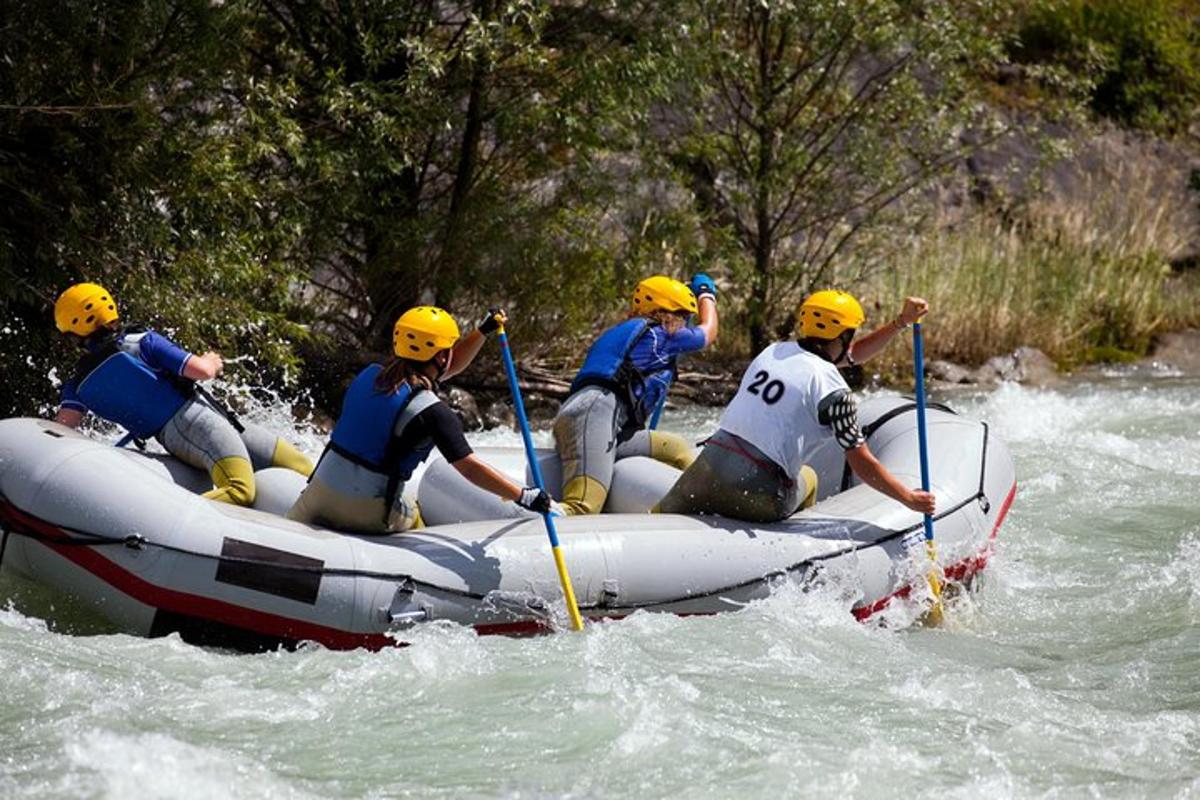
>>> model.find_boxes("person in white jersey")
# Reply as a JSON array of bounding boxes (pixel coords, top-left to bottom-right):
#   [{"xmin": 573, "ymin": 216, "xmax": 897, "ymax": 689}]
[{"xmin": 655, "ymin": 290, "xmax": 936, "ymax": 522}]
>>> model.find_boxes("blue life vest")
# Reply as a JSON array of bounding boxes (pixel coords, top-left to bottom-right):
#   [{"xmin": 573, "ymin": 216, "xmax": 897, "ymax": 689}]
[
  {"xmin": 327, "ymin": 365, "xmax": 433, "ymax": 482},
  {"xmin": 74, "ymin": 337, "xmax": 191, "ymax": 438},
  {"xmin": 569, "ymin": 318, "xmax": 676, "ymax": 427}
]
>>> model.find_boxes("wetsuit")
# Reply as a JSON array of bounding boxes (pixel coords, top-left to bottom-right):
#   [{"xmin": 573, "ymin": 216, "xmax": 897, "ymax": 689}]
[
  {"xmin": 553, "ymin": 319, "xmax": 706, "ymax": 515},
  {"xmin": 286, "ymin": 368, "xmax": 473, "ymax": 534},
  {"xmin": 62, "ymin": 328, "xmax": 313, "ymax": 506},
  {"xmin": 656, "ymin": 341, "xmax": 864, "ymax": 522}
]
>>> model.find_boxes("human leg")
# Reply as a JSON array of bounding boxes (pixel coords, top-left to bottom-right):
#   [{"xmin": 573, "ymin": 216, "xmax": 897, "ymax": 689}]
[
  {"xmin": 156, "ymin": 399, "xmax": 256, "ymax": 506},
  {"xmin": 552, "ymin": 388, "xmax": 620, "ymax": 515},
  {"xmin": 654, "ymin": 429, "xmax": 796, "ymax": 522},
  {"xmin": 616, "ymin": 430, "xmax": 697, "ymax": 471},
  {"xmin": 237, "ymin": 421, "xmax": 314, "ymax": 477}
]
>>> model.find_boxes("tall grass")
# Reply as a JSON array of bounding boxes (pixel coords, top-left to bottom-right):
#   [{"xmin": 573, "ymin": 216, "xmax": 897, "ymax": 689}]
[{"xmin": 865, "ymin": 163, "xmax": 1199, "ymax": 375}]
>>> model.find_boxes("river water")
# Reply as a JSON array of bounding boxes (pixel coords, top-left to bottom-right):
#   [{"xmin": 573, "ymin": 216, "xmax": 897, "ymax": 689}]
[{"xmin": 2, "ymin": 374, "xmax": 1198, "ymax": 798}]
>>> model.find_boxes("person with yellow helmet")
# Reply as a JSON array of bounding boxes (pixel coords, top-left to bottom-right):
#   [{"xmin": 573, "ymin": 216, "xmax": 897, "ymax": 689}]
[
  {"xmin": 51, "ymin": 282, "xmax": 314, "ymax": 506},
  {"xmin": 286, "ymin": 306, "xmax": 553, "ymax": 533},
  {"xmin": 656, "ymin": 290, "xmax": 935, "ymax": 522},
  {"xmin": 553, "ymin": 273, "xmax": 720, "ymax": 515}
]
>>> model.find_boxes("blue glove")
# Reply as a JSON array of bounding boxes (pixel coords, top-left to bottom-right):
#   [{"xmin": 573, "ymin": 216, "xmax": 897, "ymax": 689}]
[{"xmin": 689, "ymin": 273, "xmax": 717, "ymax": 300}]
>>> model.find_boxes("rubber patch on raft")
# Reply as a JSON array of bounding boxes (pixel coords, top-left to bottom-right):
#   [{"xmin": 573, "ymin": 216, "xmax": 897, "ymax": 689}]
[{"xmin": 215, "ymin": 538, "xmax": 323, "ymax": 605}]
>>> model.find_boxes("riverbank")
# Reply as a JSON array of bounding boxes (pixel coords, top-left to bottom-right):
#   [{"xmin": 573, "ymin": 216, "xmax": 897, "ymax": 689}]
[{"xmin": 439, "ymin": 327, "xmax": 1200, "ymax": 431}]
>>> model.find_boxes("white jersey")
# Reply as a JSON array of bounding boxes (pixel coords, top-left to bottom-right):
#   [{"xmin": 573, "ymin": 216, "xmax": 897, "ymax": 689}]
[{"xmin": 718, "ymin": 342, "xmax": 850, "ymax": 479}]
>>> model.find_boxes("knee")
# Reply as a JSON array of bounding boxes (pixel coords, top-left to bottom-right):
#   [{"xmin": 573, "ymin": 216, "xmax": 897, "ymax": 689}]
[
  {"xmin": 561, "ymin": 476, "xmax": 606, "ymax": 515},
  {"xmin": 272, "ymin": 439, "xmax": 314, "ymax": 477},
  {"xmin": 211, "ymin": 456, "xmax": 257, "ymax": 506},
  {"xmin": 798, "ymin": 465, "xmax": 819, "ymax": 510},
  {"xmin": 650, "ymin": 432, "xmax": 697, "ymax": 471}
]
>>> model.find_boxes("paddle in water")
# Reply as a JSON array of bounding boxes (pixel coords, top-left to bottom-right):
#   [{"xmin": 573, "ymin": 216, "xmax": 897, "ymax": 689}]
[
  {"xmin": 913, "ymin": 319, "xmax": 945, "ymax": 625},
  {"xmin": 495, "ymin": 316, "xmax": 585, "ymax": 631}
]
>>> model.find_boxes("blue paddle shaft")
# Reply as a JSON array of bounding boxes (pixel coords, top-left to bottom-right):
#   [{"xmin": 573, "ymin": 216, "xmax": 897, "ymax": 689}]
[
  {"xmin": 912, "ymin": 321, "xmax": 935, "ymax": 543},
  {"xmin": 648, "ymin": 394, "xmax": 666, "ymax": 430},
  {"xmin": 496, "ymin": 330, "xmax": 562, "ymax": 547}
]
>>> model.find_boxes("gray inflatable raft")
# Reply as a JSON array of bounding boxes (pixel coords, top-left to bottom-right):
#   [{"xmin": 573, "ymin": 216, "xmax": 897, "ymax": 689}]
[{"xmin": 0, "ymin": 397, "xmax": 1015, "ymax": 651}]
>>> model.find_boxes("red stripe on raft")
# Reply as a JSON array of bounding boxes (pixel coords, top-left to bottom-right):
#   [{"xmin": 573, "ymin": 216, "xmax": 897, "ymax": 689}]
[
  {"xmin": 3, "ymin": 480, "xmax": 1018, "ymax": 643},
  {"xmin": 852, "ymin": 480, "xmax": 1018, "ymax": 621},
  {"xmin": 0, "ymin": 502, "xmax": 397, "ymax": 651}
]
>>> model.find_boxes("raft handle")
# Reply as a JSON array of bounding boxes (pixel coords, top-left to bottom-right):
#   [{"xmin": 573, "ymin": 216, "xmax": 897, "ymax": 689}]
[
  {"xmin": 389, "ymin": 608, "xmax": 430, "ymax": 626},
  {"xmin": 599, "ymin": 579, "xmax": 620, "ymax": 608},
  {"xmin": 978, "ymin": 495, "xmax": 991, "ymax": 514},
  {"xmin": 123, "ymin": 534, "xmax": 146, "ymax": 550}
]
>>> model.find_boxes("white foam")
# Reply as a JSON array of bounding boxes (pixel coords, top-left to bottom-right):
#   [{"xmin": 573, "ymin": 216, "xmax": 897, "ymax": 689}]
[{"xmin": 63, "ymin": 729, "xmax": 317, "ymax": 799}]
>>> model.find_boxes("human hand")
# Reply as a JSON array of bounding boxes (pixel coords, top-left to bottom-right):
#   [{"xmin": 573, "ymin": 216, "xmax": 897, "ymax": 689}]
[
  {"xmin": 905, "ymin": 488, "xmax": 936, "ymax": 515},
  {"xmin": 478, "ymin": 307, "xmax": 506, "ymax": 336},
  {"xmin": 517, "ymin": 486, "xmax": 552, "ymax": 514},
  {"xmin": 689, "ymin": 273, "xmax": 717, "ymax": 301},
  {"xmin": 200, "ymin": 351, "xmax": 224, "ymax": 376},
  {"xmin": 896, "ymin": 297, "xmax": 929, "ymax": 327}
]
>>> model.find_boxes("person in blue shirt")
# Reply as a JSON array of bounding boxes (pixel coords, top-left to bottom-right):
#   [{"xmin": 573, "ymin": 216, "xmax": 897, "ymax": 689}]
[
  {"xmin": 286, "ymin": 306, "xmax": 553, "ymax": 533},
  {"xmin": 52, "ymin": 282, "xmax": 313, "ymax": 506},
  {"xmin": 553, "ymin": 274, "xmax": 719, "ymax": 515}
]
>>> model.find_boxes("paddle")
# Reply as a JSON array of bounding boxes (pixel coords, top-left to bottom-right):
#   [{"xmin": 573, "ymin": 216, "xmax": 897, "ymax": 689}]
[
  {"xmin": 912, "ymin": 319, "xmax": 945, "ymax": 625},
  {"xmin": 648, "ymin": 394, "xmax": 666, "ymax": 430},
  {"xmin": 495, "ymin": 319, "xmax": 585, "ymax": 632}
]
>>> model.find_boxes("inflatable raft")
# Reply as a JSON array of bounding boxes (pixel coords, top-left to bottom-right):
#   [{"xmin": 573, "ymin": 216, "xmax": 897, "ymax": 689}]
[{"xmin": 0, "ymin": 397, "xmax": 1015, "ymax": 651}]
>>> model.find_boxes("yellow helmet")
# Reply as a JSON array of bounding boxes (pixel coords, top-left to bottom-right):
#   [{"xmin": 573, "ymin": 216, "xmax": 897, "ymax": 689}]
[
  {"xmin": 630, "ymin": 275, "xmax": 698, "ymax": 316},
  {"xmin": 54, "ymin": 282, "xmax": 119, "ymax": 337},
  {"xmin": 392, "ymin": 306, "xmax": 460, "ymax": 361},
  {"xmin": 796, "ymin": 290, "xmax": 865, "ymax": 340}
]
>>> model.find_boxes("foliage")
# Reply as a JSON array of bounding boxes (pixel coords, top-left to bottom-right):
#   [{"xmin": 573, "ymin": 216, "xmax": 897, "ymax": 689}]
[
  {"xmin": 0, "ymin": 0, "xmax": 1194, "ymax": 423},
  {"xmin": 1012, "ymin": 0, "xmax": 1200, "ymax": 133},
  {"xmin": 643, "ymin": 0, "xmax": 1022, "ymax": 351},
  {"xmin": 865, "ymin": 172, "xmax": 1200, "ymax": 377},
  {"xmin": 0, "ymin": 0, "xmax": 308, "ymax": 417}
]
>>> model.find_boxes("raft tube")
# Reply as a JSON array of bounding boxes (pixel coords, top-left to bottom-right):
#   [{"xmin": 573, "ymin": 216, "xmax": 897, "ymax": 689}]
[{"xmin": 0, "ymin": 397, "xmax": 1016, "ymax": 651}]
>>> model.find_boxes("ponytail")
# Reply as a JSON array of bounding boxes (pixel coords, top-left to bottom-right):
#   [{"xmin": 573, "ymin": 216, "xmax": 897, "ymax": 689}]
[{"xmin": 374, "ymin": 358, "xmax": 434, "ymax": 395}]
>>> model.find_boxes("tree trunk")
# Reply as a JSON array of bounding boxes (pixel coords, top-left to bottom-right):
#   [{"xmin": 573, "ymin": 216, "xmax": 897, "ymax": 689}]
[
  {"xmin": 749, "ymin": 5, "xmax": 777, "ymax": 353},
  {"xmin": 437, "ymin": 0, "xmax": 492, "ymax": 301}
]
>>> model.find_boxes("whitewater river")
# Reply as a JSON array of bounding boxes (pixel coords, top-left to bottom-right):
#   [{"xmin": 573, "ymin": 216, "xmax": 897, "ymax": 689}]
[{"xmin": 1, "ymin": 374, "xmax": 1198, "ymax": 798}]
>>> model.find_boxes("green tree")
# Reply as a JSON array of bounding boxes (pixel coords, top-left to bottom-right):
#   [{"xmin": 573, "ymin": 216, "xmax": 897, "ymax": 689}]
[
  {"xmin": 657, "ymin": 0, "xmax": 1016, "ymax": 349},
  {"xmin": 1013, "ymin": 0, "xmax": 1200, "ymax": 133},
  {"xmin": 230, "ymin": 0, "xmax": 671, "ymax": 364},
  {"xmin": 0, "ymin": 0, "xmax": 307, "ymax": 417}
]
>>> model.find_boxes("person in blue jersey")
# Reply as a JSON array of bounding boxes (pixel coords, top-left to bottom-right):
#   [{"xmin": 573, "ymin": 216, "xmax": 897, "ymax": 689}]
[
  {"xmin": 656, "ymin": 290, "xmax": 935, "ymax": 522},
  {"xmin": 286, "ymin": 306, "xmax": 552, "ymax": 534},
  {"xmin": 52, "ymin": 282, "xmax": 314, "ymax": 506},
  {"xmin": 553, "ymin": 274, "xmax": 719, "ymax": 515}
]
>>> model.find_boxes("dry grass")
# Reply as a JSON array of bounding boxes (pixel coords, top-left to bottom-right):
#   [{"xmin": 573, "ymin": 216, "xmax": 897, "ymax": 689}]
[{"xmin": 864, "ymin": 161, "xmax": 1200, "ymax": 376}]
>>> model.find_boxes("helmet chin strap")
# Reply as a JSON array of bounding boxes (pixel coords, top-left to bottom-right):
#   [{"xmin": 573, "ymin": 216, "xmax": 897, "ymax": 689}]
[
  {"xmin": 826, "ymin": 329, "xmax": 855, "ymax": 364},
  {"xmin": 432, "ymin": 350, "xmax": 450, "ymax": 381}
]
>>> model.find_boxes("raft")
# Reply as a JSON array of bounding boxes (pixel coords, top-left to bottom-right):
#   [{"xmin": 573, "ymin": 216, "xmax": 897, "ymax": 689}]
[{"xmin": 0, "ymin": 396, "xmax": 1016, "ymax": 651}]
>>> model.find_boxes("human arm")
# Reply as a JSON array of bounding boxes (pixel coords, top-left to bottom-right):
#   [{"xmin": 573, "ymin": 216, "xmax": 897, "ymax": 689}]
[
  {"xmin": 132, "ymin": 331, "xmax": 220, "ymax": 381},
  {"xmin": 443, "ymin": 309, "xmax": 506, "ymax": 379},
  {"xmin": 845, "ymin": 446, "xmax": 936, "ymax": 514},
  {"xmin": 843, "ymin": 296, "xmax": 928, "ymax": 366},
  {"xmin": 54, "ymin": 381, "xmax": 86, "ymax": 428},
  {"xmin": 420, "ymin": 401, "xmax": 551, "ymax": 511},
  {"xmin": 689, "ymin": 274, "xmax": 719, "ymax": 346},
  {"xmin": 182, "ymin": 351, "xmax": 224, "ymax": 381},
  {"xmin": 817, "ymin": 388, "xmax": 932, "ymax": 513},
  {"xmin": 450, "ymin": 453, "xmax": 523, "ymax": 502},
  {"xmin": 54, "ymin": 407, "xmax": 84, "ymax": 428}
]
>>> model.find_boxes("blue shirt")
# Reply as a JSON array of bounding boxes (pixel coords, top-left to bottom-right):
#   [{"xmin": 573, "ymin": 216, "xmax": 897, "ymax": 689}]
[
  {"xmin": 628, "ymin": 325, "xmax": 707, "ymax": 418},
  {"xmin": 61, "ymin": 330, "xmax": 192, "ymax": 413}
]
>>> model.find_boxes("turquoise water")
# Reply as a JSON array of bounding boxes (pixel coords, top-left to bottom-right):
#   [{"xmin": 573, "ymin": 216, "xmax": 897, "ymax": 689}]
[{"xmin": 2, "ymin": 377, "xmax": 1199, "ymax": 798}]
